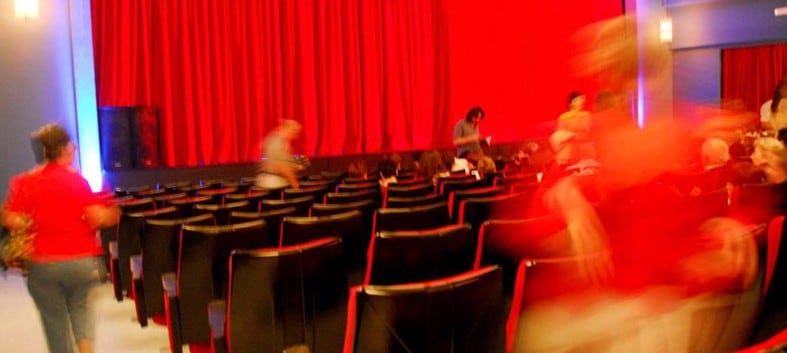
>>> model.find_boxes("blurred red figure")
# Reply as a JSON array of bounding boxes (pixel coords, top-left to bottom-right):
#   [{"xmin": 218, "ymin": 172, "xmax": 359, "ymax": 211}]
[{"xmin": 502, "ymin": 15, "xmax": 764, "ymax": 353}]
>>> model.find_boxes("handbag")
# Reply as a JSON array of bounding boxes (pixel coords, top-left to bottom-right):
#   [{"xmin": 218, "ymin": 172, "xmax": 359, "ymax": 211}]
[{"xmin": 0, "ymin": 214, "xmax": 35, "ymax": 273}]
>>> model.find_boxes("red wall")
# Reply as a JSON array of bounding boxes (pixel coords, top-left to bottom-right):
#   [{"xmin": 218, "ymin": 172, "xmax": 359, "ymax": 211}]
[{"xmin": 444, "ymin": 0, "xmax": 623, "ymax": 144}]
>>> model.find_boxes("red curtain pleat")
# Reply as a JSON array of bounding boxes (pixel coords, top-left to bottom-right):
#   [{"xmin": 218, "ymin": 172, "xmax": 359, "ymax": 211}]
[
  {"xmin": 93, "ymin": 0, "xmax": 621, "ymax": 167},
  {"xmin": 722, "ymin": 43, "xmax": 787, "ymax": 113}
]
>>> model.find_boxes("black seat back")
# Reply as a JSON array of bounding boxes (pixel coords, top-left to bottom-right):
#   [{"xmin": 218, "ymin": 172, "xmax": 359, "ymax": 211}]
[
  {"xmin": 478, "ymin": 216, "xmax": 566, "ymax": 293},
  {"xmin": 373, "ymin": 201, "xmax": 451, "ymax": 233},
  {"xmin": 311, "ymin": 199, "xmax": 375, "ymax": 218},
  {"xmin": 230, "ymin": 207, "xmax": 298, "ymax": 246},
  {"xmin": 227, "ymin": 237, "xmax": 347, "ymax": 353},
  {"xmin": 281, "ymin": 210, "xmax": 365, "ymax": 263},
  {"xmin": 169, "ymin": 195, "xmax": 213, "ymax": 217},
  {"xmin": 441, "ymin": 177, "xmax": 491, "ymax": 195},
  {"xmin": 225, "ymin": 191, "xmax": 268, "ymax": 212},
  {"xmin": 178, "ymin": 220, "xmax": 269, "ymax": 344},
  {"xmin": 195, "ymin": 201, "xmax": 250, "ymax": 225},
  {"xmin": 458, "ymin": 193, "xmax": 533, "ymax": 234},
  {"xmin": 385, "ymin": 193, "xmax": 444, "ymax": 209},
  {"xmin": 260, "ymin": 195, "xmax": 313, "ymax": 216},
  {"xmin": 345, "ymin": 266, "xmax": 505, "ymax": 353},
  {"xmin": 152, "ymin": 192, "xmax": 187, "ymax": 208},
  {"xmin": 117, "ymin": 206, "xmax": 180, "ymax": 293},
  {"xmin": 508, "ymin": 256, "xmax": 602, "ymax": 352},
  {"xmin": 141, "ymin": 214, "xmax": 215, "ymax": 318},
  {"xmin": 283, "ymin": 186, "xmax": 330, "ymax": 202},
  {"xmin": 366, "ymin": 223, "xmax": 477, "ymax": 285},
  {"xmin": 197, "ymin": 186, "xmax": 239, "ymax": 204},
  {"xmin": 336, "ymin": 182, "xmax": 378, "ymax": 194},
  {"xmin": 325, "ymin": 189, "xmax": 377, "ymax": 204},
  {"xmin": 386, "ymin": 182, "xmax": 434, "ymax": 198},
  {"xmin": 448, "ymin": 186, "xmax": 508, "ymax": 220}
]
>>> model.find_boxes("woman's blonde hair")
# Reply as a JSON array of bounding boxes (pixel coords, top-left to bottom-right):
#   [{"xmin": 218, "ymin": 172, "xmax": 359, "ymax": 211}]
[{"xmin": 754, "ymin": 137, "xmax": 787, "ymax": 170}]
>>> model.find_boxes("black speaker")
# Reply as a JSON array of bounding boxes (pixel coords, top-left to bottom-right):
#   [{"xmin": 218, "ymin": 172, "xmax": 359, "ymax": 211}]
[
  {"xmin": 99, "ymin": 106, "xmax": 161, "ymax": 170},
  {"xmin": 99, "ymin": 106, "xmax": 135, "ymax": 170}
]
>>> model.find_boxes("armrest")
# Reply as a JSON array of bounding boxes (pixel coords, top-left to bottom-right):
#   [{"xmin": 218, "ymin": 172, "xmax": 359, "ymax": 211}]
[
  {"xmin": 109, "ymin": 241, "xmax": 119, "ymax": 260},
  {"xmin": 162, "ymin": 272, "xmax": 178, "ymax": 298},
  {"xmin": 208, "ymin": 300, "xmax": 227, "ymax": 353},
  {"xmin": 161, "ymin": 272, "xmax": 183, "ymax": 353},
  {"xmin": 207, "ymin": 300, "xmax": 226, "ymax": 339},
  {"xmin": 108, "ymin": 241, "xmax": 122, "ymax": 301},
  {"xmin": 130, "ymin": 255, "xmax": 148, "ymax": 327},
  {"xmin": 130, "ymin": 255, "xmax": 142, "ymax": 280}
]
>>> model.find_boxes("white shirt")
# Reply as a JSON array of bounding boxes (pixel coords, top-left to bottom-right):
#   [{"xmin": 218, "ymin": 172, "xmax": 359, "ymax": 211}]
[{"xmin": 761, "ymin": 99, "xmax": 773, "ymax": 124}]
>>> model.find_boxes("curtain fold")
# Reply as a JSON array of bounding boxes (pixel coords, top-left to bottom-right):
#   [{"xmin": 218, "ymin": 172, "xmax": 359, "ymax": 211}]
[
  {"xmin": 722, "ymin": 43, "xmax": 787, "ymax": 114},
  {"xmin": 93, "ymin": 0, "xmax": 621, "ymax": 167},
  {"xmin": 93, "ymin": 0, "xmax": 448, "ymax": 167}
]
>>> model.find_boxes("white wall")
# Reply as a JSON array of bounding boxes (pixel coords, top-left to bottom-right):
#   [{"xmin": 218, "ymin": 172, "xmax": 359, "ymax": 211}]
[{"xmin": 0, "ymin": 0, "xmax": 79, "ymax": 201}]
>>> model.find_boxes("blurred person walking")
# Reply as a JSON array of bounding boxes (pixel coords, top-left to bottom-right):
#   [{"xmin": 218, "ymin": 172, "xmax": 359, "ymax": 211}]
[{"xmin": 2, "ymin": 123, "xmax": 120, "ymax": 353}]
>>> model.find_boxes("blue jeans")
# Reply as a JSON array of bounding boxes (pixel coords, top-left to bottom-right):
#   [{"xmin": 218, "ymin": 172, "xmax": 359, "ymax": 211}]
[{"xmin": 26, "ymin": 257, "xmax": 101, "ymax": 353}]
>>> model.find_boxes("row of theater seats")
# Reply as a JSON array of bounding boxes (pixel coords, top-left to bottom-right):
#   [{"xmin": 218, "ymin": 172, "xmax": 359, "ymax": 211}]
[
  {"xmin": 104, "ymin": 171, "xmax": 547, "ymax": 352},
  {"xmin": 103, "ymin": 170, "xmax": 787, "ymax": 353}
]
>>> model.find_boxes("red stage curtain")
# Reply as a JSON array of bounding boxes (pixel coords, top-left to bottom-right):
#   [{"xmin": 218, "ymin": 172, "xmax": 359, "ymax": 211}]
[
  {"xmin": 722, "ymin": 43, "xmax": 787, "ymax": 114},
  {"xmin": 93, "ymin": 0, "xmax": 448, "ymax": 166},
  {"xmin": 92, "ymin": 1, "xmax": 621, "ymax": 167}
]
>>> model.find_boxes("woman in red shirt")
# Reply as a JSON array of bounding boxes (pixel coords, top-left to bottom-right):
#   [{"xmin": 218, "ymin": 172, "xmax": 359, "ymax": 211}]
[{"xmin": 2, "ymin": 124, "xmax": 119, "ymax": 353}]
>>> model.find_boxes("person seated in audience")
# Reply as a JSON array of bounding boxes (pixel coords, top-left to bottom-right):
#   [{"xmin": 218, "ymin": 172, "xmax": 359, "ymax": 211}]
[
  {"xmin": 475, "ymin": 153, "xmax": 498, "ymax": 181},
  {"xmin": 256, "ymin": 119, "xmax": 304, "ymax": 189},
  {"xmin": 417, "ymin": 150, "xmax": 448, "ymax": 185},
  {"xmin": 700, "ymin": 137, "xmax": 730, "ymax": 171},
  {"xmin": 557, "ymin": 91, "xmax": 591, "ymax": 135},
  {"xmin": 673, "ymin": 137, "xmax": 734, "ymax": 195},
  {"xmin": 450, "ymin": 154, "xmax": 472, "ymax": 174},
  {"xmin": 451, "ymin": 150, "xmax": 484, "ymax": 174},
  {"xmin": 347, "ymin": 159, "xmax": 369, "ymax": 179},
  {"xmin": 736, "ymin": 137, "xmax": 787, "ymax": 222},
  {"xmin": 409, "ymin": 150, "xmax": 424, "ymax": 175},
  {"xmin": 377, "ymin": 158, "xmax": 398, "ymax": 187},
  {"xmin": 761, "ymin": 78, "xmax": 787, "ymax": 133},
  {"xmin": 727, "ymin": 137, "xmax": 786, "ymax": 226},
  {"xmin": 389, "ymin": 153, "xmax": 402, "ymax": 173}
]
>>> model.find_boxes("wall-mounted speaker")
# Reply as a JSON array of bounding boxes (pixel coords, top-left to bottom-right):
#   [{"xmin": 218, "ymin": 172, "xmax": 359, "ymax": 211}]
[{"xmin": 98, "ymin": 106, "xmax": 160, "ymax": 170}]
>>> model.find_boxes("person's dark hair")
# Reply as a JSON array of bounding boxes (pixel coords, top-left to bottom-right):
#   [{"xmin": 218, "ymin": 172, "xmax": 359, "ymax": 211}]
[
  {"xmin": 418, "ymin": 150, "xmax": 446, "ymax": 180},
  {"xmin": 771, "ymin": 78, "xmax": 787, "ymax": 114},
  {"xmin": 465, "ymin": 106, "xmax": 485, "ymax": 122},
  {"xmin": 32, "ymin": 123, "xmax": 71, "ymax": 161},
  {"xmin": 568, "ymin": 91, "xmax": 584, "ymax": 105},
  {"xmin": 778, "ymin": 128, "xmax": 787, "ymax": 145},
  {"xmin": 378, "ymin": 159, "xmax": 398, "ymax": 178}
]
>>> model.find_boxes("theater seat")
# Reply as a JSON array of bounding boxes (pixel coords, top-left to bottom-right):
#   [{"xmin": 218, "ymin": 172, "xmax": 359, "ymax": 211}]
[
  {"xmin": 372, "ymin": 201, "xmax": 451, "ymax": 234},
  {"xmin": 344, "ymin": 266, "xmax": 505, "ymax": 353},
  {"xmin": 216, "ymin": 237, "xmax": 347, "ymax": 353},
  {"xmin": 324, "ymin": 189, "xmax": 377, "ymax": 204},
  {"xmin": 140, "ymin": 214, "xmax": 215, "ymax": 327},
  {"xmin": 164, "ymin": 220, "xmax": 270, "ymax": 350},
  {"xmin": 384, "ymin": 193, "xmax": 444, "ymax": 209},
  {"xmin": 260, "ymin": 195, "xmax": 313, "ymax": 215},
  {"xmin": 364, "ymin": 223, "xmax": 478, "ymax": 285},
  {"xmin": 229, "ymin": 207, "xmax": 298, "ymax": 246}
]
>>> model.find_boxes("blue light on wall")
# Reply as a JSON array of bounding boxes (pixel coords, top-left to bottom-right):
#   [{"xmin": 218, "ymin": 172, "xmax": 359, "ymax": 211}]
[
  {"xmin": 637, "ymin": 74, "xmax": 645, "ymax": 128},
  {"xmin": 69, "ymin": 0, "xmax": 102, "ymax": 191}
]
